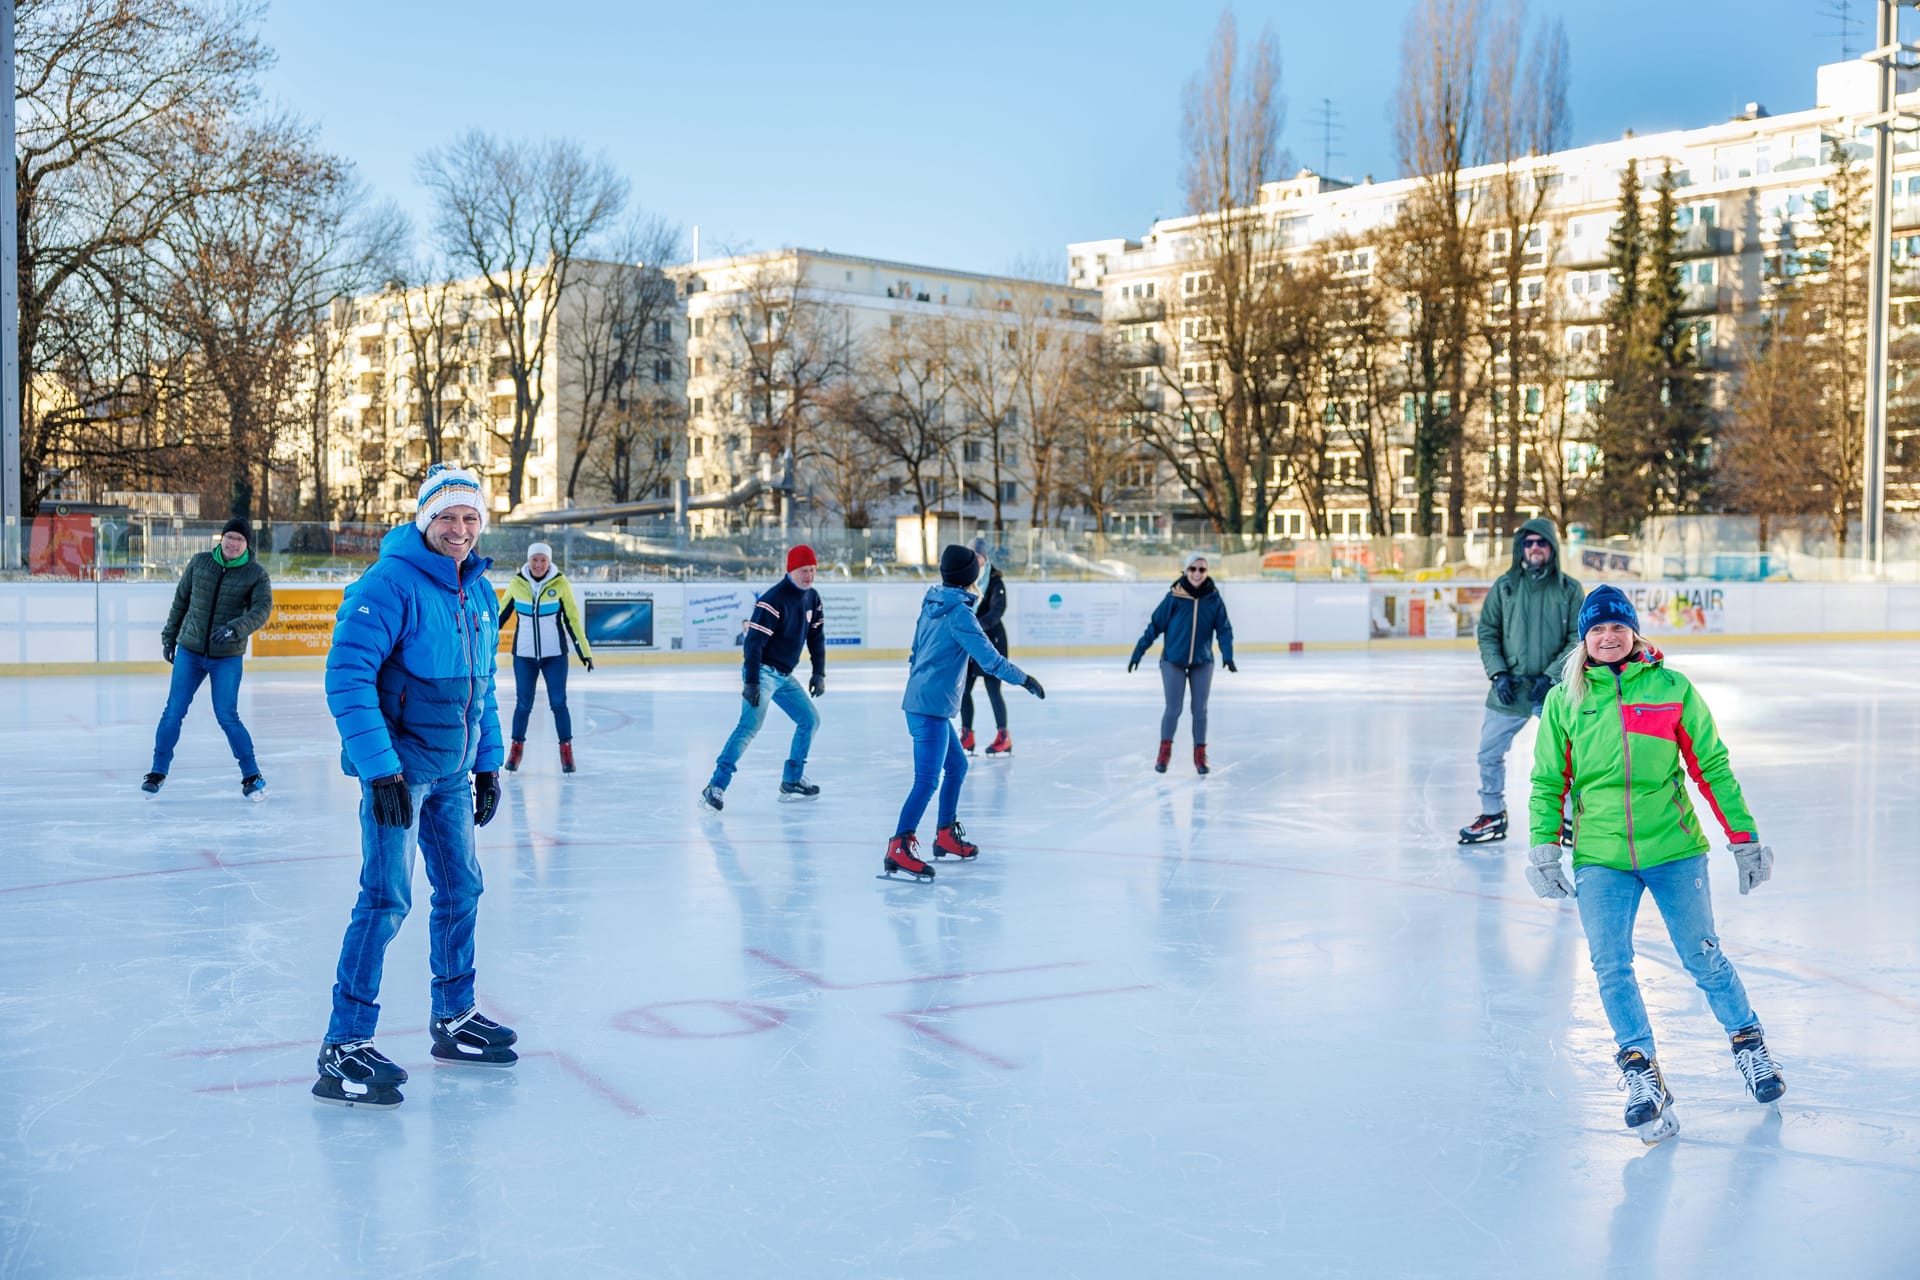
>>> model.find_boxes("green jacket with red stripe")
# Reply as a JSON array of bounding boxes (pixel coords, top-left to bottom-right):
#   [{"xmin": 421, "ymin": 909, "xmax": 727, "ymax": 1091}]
[{"xmin": 1529, "ymin": 649, "xmax": 1756, "ymax": 871}]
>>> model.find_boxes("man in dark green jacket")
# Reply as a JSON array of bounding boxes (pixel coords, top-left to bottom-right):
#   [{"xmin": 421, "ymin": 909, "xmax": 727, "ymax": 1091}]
[
  {"xmin": 1459, "ymin": 517, "xmax": 1582, "ymax": 843},
  {"xmin": 143, "ymin": 518, "xmax": 275, "ymax": 799}
]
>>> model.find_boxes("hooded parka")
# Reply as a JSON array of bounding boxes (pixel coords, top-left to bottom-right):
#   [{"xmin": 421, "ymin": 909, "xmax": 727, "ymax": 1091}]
[{"xmin": 1476, "ymin": 517, "xmax": 1584, "ymax": 714}]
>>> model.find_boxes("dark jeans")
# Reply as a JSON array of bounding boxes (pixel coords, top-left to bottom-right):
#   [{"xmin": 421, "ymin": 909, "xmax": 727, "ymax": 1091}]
[
  {"xmin": 896, "ymin": 712, "xmax": 967, "ymax": 835},
  {"xmin": 960, "ymin": 667, "xmax": 1006, "ymax": 731},
  {"xmin": 150, "ymin": 648, "xmax": 258, "ymax": 776},
  {"xmin": 1159, "ymin": 660, "xmax": 1215, "ymax": 744},
  {"xmin": 326, "ymin": 772, "xmax": 483, "ymax": 1043},
  {"xmin": 511, "ymin": 654, "xmax": 572, "ymax": 741}
]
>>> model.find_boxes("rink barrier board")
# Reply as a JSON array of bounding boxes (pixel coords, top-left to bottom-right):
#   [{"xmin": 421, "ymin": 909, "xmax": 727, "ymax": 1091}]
[{"xmin": 3, "ymin": 579, "xmax": 1919, "ymax": 669}]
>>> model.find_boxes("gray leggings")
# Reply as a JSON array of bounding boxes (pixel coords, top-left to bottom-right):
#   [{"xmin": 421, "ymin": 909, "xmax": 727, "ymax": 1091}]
[{"xmin": 1159, "ymin": 659, "xmax": 1214, "ymax": 743}]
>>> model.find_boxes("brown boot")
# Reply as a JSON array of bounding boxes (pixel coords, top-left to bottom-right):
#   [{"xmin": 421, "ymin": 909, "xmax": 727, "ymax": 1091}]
[{"xmin": 1154, "ymin": 740, "xmax": 1172, "ymax": 774}]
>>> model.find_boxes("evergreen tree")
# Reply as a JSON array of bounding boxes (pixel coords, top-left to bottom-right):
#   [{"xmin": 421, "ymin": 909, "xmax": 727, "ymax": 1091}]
[
  {"xmin": 1587, "ymin": 160, "xmax": 1656, "ymax": 534},
  {"xmin": 1646, "ymin": 163, "xmax": 1714, "ymax": 513}
]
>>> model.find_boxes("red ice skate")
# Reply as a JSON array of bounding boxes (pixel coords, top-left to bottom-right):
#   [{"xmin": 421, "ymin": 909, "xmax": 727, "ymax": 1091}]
[
  {"xmin": 933, "ymin": 822, "xmax": 979, "ymax": 860},
  {"xmin": 883, "ymin": 833, "xmax": 934, "ymax": 881},
  {"xmin": 1194, "ymin": 744, "xmax": 1210, "ymax": 776},
  {"xmin": 559, "ymin": 740, "xmax": 576, "ymax": 774},
  {"xmin": 505, "ymin": 740, "xmax": 525, "ymax": 772},
  {"xmin": 984, "ymin": 729, "xmax": 1012, "ymax": 757},
  {"xmin": 1154, "ymin": 740, "xmax": 1172, "ymax": 774},
  {"xmin": 961, "ymin": 728, "xmax": 976, "ymax": 753}
]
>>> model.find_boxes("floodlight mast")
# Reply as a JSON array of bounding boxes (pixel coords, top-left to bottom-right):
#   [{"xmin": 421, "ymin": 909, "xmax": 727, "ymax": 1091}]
[{"xmin": 1861, "ymin": 1, "xmax": 1920, "ymax": 575}]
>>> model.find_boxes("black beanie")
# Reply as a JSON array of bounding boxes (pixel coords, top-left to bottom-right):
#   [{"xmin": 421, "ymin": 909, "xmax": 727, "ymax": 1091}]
[
  {"xmin": 939, "ymin": 543, "xmax": 979, "ymax": 588},
  {"xmin": 221, "ymin": 517, "xmax": 252, "ymax": 545}
]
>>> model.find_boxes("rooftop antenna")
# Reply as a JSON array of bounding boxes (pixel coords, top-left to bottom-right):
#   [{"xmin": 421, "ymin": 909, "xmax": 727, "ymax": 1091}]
[
  {"xmin": 1308, "ymin": 97, "xmax": 1345, "ymax": 177},
  {"xmin": 1820, "ymin": 0, "xmax": 1863, "ymax": 58}
]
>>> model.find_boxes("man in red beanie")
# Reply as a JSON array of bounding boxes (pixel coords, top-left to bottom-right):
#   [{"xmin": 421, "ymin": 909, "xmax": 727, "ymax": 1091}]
[{"xmin": 700, "ymin": 544, "xmax": 827, "ymax": 810}]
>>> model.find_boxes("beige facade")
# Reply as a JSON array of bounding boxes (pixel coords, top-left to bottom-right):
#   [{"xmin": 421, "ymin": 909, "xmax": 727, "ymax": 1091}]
[{"xmin": 1069, "ymin": 60, "xmax": 1920, "ymax": 542}]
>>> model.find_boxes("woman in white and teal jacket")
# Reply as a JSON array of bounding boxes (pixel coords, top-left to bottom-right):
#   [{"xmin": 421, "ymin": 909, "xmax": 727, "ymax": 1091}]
[{"xmin": 502, "ymin": 541, "xmax": 593, "ymax": 773}]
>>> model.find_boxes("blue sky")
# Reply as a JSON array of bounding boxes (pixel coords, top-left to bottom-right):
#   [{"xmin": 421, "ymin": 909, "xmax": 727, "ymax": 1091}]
[{"xmin": 258, "ymin": 0, "xmax": 1853, "ymax": 279}]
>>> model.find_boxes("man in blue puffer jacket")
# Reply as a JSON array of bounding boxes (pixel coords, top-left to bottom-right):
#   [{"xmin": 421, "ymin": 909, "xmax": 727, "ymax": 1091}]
[
  {"xmin": 884, "ymin": 544, "xmax": 1046, "ymax": 882},
  {"xmin": 312, "ymin": 465, "xmax": 518, "ymax": 1110}
]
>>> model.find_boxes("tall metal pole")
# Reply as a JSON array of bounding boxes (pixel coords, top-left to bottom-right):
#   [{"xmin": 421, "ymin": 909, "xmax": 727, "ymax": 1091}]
[
  {"xmin": 1, "ymin": 0, "xmax": 20, "ymax": 569},
  {"xmin": 1862, "ymin": 0, "xmax": 1897, "ymax": 575}
]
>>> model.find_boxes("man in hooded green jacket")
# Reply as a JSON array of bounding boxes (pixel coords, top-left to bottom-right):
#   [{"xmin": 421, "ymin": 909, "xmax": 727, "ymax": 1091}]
[{"xmin": 1459, "ymin": 517, "xmax": 1582, "ymax": 843}]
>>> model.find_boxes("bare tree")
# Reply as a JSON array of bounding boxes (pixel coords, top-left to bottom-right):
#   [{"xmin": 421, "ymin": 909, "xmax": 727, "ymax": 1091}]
[
  {"xmin": 810, "ymin": 380, "xmax": 890, "ymax": 529},
  {"xmin": 850, "ymin": 322, "xmax": 957, "ymax": 559},
  {"xmin": 1054, "ymin": 347, "xmax": 1142, "ymax": 536},
  {"xmin": 559, "ymin": 215, "xmax": 684, "ymax": 505},
  {"xmin": 13, "ymin": 0, "xmax": 275, "ymax": 514},
  {"xmin": 1482, "ymin": 2, "xmax": 1570, "ymax": 536},
  {"xmin": 418, "ymin": 131, "xmax": 627, "ymax": 509},
  {"xmin": 1392, "ymin": 0, "xmax": 1492, "ymax": 546},
  {"xmin": 946, "ymin": 312, "xmax": 1022, "ymax": 531},
  {"xmin": 1133, "ymin": 10, "xmax": 1294, "ymax": 537}
]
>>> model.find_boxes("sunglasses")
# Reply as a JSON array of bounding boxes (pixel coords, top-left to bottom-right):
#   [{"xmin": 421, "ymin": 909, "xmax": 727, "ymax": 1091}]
[
  {"xmin": 1521, "ymin": 536, "xmax": 1549, "ymax": 547},
  {"xmin": 1187, "ymin": 565, "xmax": 1208, "ymax": 573}
]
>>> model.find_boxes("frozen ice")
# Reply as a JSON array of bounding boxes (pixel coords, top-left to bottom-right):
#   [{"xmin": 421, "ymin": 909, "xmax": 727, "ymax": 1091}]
[{"xmin": 1, "ymin": 646, "xmax": 1916, "ymax": 1277}]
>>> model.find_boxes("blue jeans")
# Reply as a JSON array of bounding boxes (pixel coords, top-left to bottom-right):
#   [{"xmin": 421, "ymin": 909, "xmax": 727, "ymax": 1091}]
[
  {"xmin": 896, "ymin": 712, "xmax": 967, "ymax": 836},
  {"xmin": 1574, "ymin": 854, "xmax": 1758, "ymax": 1059},
  {"xmin": 511, "ymin": 654, "xmax": 572, "ymax": 741},
  {"xmin": 708, "ymin": 665, "xmax": 818, "ymax": 790},
  {"xmin": 150, "ymin": 648, "xmax": 258, "ymax": 776},
  {"xmin": 326, "ymin": 773, "xmax": 483, "ymax": 1043},
  {"xmin": 1476, "ymin": 700, "xmax": 1544, "ymax": 813}
]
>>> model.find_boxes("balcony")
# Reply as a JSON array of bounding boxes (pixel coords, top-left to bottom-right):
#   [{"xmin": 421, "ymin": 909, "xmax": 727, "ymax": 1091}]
[
  {"xmin": 1112, "ymin": 340, "xmax": 1164, "ymax": 368},
  {"xmin": 1110, "ymin": 296, "xmax": 1165, "ymax": 324},
  {"xmin": 1678, "ymin": 282, "xmax": 1722, "ymax": 315},
  {"xmin": 1674, "ymin": 224, "xmax": 1732, "ymax": 257}
]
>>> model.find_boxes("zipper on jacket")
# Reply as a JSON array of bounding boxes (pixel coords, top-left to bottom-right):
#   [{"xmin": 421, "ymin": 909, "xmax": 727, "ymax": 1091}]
[
  {"xmin": 1612, "ymin": 669, "xmax": 1639, "ymax": 869},
  {"xmin": 200, "ymin": 558, "xmax": 229, "ymax": 656},
  {"xmin": 1186, "ymin": 594, "xmax": 1198, "ymax": 665},
  {"xmin": 457, "ymin": 578, "xmax": 475, "ymax": 768}
]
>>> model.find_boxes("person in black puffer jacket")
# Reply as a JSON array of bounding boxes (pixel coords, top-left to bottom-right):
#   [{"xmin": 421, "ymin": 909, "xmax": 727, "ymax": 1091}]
[
  {"xmin": 1129, "ymin": 551, "xmax": 1236, "ymax": 776},
  {"xmin": 960, "ymin": 536, "xmax": 1013, "ymax": 757},
  {"xmin": 143, "ymin": 518, "xmax": 275, "ymax": 799}
]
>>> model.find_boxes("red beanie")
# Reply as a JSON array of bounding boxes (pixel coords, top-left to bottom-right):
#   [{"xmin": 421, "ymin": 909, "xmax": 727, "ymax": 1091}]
[{"xmin": 786, "ymin": 544, "xmax": 817, "ymax": 571}]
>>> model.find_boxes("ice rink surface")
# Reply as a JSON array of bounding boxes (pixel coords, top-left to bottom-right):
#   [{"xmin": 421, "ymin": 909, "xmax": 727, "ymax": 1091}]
[{"xmin": 1, "ymin": 644, "xmax": 1917, "ymax": 1279}]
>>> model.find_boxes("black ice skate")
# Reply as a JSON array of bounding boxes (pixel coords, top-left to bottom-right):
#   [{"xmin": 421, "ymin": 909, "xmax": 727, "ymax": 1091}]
[
  {"xmin": 1731, "ymin": 1025, "xmax": 1786, "ymax": 1104},
  {"xmin": 1616, "ymin": 1048, "xmax": 1679, "ymax": 1144},
  {"xmin": 140, "ymin": 772, "xmax": 165, "ymax": 796},
  {"xmin": 881, "ymin": 833, "xmax": 935, "ymax": 882},
  {"xmin": 1458, "ymin": 811, "xmax": 1508, "ymax": 845},
  {"xmin": 430, "ymin": 1007, "xmax": 519, "ymax": 1067},
  {"xmin": 778, "ymin": 778, "xmax": 821, "ymax": 801},
  {"xmin": 700, "ymin": 785, "xmax": 725, "ymax": 812},
  {"xmin": 242, "ymin": 774, "xmax": 267, "ymax": 802},
  {"xmin": 313, "ymin": 1039, "xmax": 407, "ymax": 1109}
]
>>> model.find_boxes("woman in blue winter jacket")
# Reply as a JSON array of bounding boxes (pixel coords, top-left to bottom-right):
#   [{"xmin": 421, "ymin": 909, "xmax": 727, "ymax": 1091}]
[
  {"xmin": 885, "ymin": 545, "xmax": 1046, "ymax": 881},
  {"xmin": 1128, "ymin": 552, "xmax": 1236, "ymax": 775}
]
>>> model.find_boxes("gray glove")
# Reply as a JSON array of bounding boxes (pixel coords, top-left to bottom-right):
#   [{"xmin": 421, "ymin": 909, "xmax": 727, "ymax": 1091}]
[
  {"xmin": 1731, "ymin": 841, "xmax": 1773, "ymax": 895},
  {"xmin": 1524, "ymin": 842, "xmax": 1574, "ymax": 899}
]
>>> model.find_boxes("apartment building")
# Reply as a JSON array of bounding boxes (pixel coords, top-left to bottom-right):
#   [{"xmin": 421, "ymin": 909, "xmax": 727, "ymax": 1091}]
[
  {"xmin": 670, "ymin": 249, "xmax": 1100, "ymax": 537},
  {"xmin": 298, "ymin": 260, "xmax": 685, "ymax": 525},
  {"xmin": 1069, "ymin": 59, "xmax": 1920, "ymax": 544}
]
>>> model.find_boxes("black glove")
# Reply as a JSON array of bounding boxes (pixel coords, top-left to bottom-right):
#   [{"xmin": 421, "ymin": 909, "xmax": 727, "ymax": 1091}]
[
  {"xmin": 808, "ymin": 671, "xmax": 825, "ymax": 697},
  {"xmin": 581, "ymin": 655, "xmax": 595, "ymax": 673},
  {"xmin": 1025, "ymin": 674, "xmax": 1046, "ymax": 700},
  {"xmin": 743, "ymin": 683, "xmax": 761, "ymax": 708},
  {"xmin": 1492, "ymin": 673, "xmax": 1518, "ymax": 706},
  {"xmin": 473, "ymin": 772, "xmax": 499, "ymax": 827},
  {"xmin": 1127, "ymin": 657, "xmax": 1140, "ymax": 673},
  {"xmin": 162, "ymin": 640, "xmax": 176, "ymax": 665},
  {"xmin": 370, "ymin": 774, "xmax": 413, "ymax": 829},
  {"xmin": 209, "ymin": 624, "xmax": 237, "ymax": 647},
  {"xmin": 1529, "ymin": 674, "xmax": 1552, "ymax": 704},
  {"xmin": 1224, "ymin": 659, "xmax": 1239, "ymax": 673}
]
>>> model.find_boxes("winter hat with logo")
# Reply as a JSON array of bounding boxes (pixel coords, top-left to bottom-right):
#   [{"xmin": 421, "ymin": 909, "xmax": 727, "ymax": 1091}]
[
  {"xmin": 939, "ymin": 543, "xmax": 980, "ymax": 589},
  {"xmin": 786, "ymin": 544, "xmax": 817, "ymax": 572},
  {"xmin": 220, "ymin": 517, "xmax": 252, "ymax": 545},
  {"xmin": 1577, "ymin": 584, "xmax": 1639, "ymax": 637},
  {"xmin": 415, "ymin": 463, "xmax": 488, "ymax": 534}
]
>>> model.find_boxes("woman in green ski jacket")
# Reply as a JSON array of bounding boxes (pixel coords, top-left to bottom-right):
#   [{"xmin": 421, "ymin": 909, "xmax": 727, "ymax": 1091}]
[{"xmin": 1526, "ymin": 584, "xmax": 1783, "ymax": 1144}]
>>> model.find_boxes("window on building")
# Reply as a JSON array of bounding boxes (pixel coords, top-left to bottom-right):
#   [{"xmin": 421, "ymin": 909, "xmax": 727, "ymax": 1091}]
[
  {"xmin": 692, "ymin": 317, "xmax": 704, "ymax": 338},
  {"xmin": 692, "ymin": 436, "xmax": 704, "ymax": 457},
  {"xmin": 653, "ymin": 320, "xmax": 671, "ymax": 344},
  {"xmin": 999, "ymin": 480, "xmax": 1018, "ymax": 503},
  {"xmin": 654, "ymin": 358, "xmax": 672, "ymax": 383}
]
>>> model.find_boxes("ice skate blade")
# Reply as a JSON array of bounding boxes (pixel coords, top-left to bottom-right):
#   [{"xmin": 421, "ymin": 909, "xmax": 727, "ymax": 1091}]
[
  {"xmin": 1630, "ymin": 1109, "xmax": 1680, "ymax": 1145},
  {"xmin": 430, "ymin": 1043, "xmax": 519, "ymax": 1068},
  {"xmin": 878, "ymin": 864, "xmax": 935, "ymax": 883},
  {"xmin": 777, "ymin": 791, "xmax": 820, "ymax": 803},
  {"xmin": 312, "ymin": 1078, "xmax": 403, "ymax": 1109},
  {"xmin": 1458, "ymin": 833, "xmax": 1507, "ymax": 846},
  {"xmin": 245, "ymin": 791, "xmax": 267, "ymax": 803}
]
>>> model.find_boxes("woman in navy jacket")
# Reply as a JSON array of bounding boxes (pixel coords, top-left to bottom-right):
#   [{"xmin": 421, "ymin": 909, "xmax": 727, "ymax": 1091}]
[
  {"xmin": 1129, "ymin": 552, "xmax": 1236, "ymax": 775},
  {"xmin": 885, "ymin": 545, "xmax": 1045, "ymax": 881}
]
